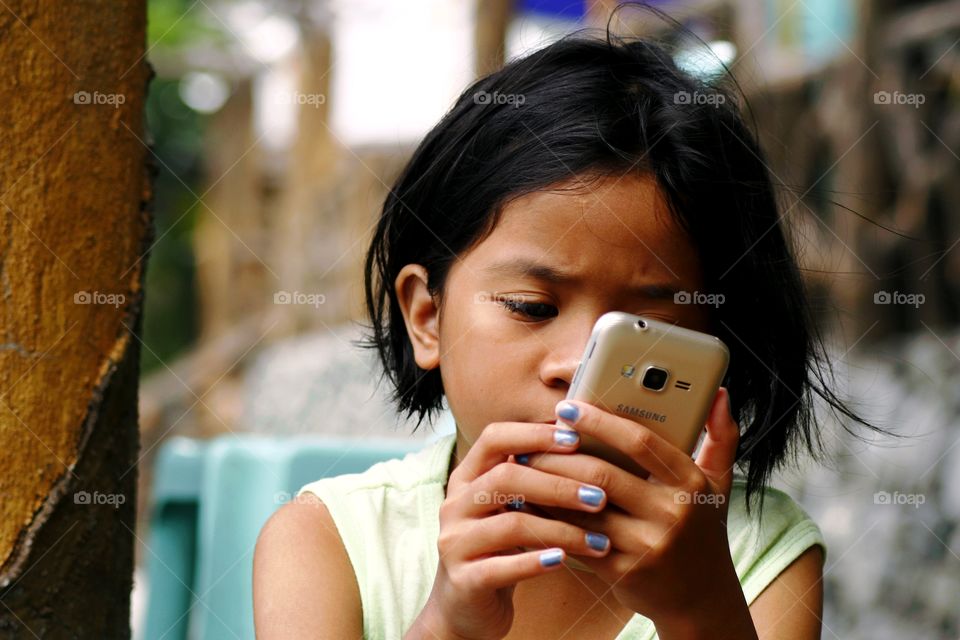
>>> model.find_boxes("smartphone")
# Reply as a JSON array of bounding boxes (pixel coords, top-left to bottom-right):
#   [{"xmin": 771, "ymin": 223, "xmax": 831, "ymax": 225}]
[
  {"xmin": 559, "ymin": 311, "xmax": 730, "ymax": 479},
  {"xmin": 520, "ymin": 312, "xmax": 730, "ymax": 571}
]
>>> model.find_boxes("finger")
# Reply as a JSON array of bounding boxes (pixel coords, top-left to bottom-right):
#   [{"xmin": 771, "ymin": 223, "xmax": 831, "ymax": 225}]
[
  {"xmin": 457, "ymin": 511, "xmax": 612, "ymax": 561},
  {"xmin": 555, "ymin": 399, "xmax": 695, "ymax": 486},
  {"xmin": 459, "ymin": 462, "xmax": 607, "ymax": 517},
  {"xmin": 451, "ymin": 421, "xmax": 581, "ymax": 485},
  {"xmin": 694, "ymin": 387, "xmax": 739, "ymax": 493},
  {"xmin": 453, "ymin": 547, "xmax": 567, "ymax": 592},
  {"xmin": 514, "ymin": 452, "xmax": 657, "ymax": 517},
  {"xmin": 536, "ymin": 504, "xmax": 661, "ymax": 554}
]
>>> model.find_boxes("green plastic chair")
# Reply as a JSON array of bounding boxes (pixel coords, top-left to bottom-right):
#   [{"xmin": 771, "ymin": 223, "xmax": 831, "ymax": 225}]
[{"xmin": 142, "ymin": 434, "xmax": 435, "ymax": 639}]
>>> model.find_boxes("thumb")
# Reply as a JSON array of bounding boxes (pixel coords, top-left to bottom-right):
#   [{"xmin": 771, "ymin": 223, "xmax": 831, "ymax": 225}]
[{"xmin": 695, "ymin": 387, "xmax": 739, "ymax": 492}]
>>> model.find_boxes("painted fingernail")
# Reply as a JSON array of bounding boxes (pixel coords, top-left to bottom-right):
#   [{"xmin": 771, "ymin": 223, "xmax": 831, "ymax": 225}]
[
  {"xmin": 515, "ymin": 453, "xmax": 530, "ymax": 465},
  {"xmin": 585, "ymin": 532, "xmax": 610, "ymax": 552},
  {"xmin": 539, "ymin": 548, "xmax": 564, "ymax": 567},
  {"xmin": 557, "ymin": 401, "xmax": 580, "ymax": 423},
  {"xmin": 578, "ymin": 485, "xmax": 605, "ymax": 506},
  {"xmin": 505, "ymin": 499, "xmax": 523, "ymax": 511},
  {"xmin": 554, "ymin": 429, "xmax": 579, "ymax": 446}
]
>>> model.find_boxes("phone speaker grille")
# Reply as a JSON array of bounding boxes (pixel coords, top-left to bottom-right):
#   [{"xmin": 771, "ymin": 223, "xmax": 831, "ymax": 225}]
[{"xmin": 675, "ymin": 380, "xmax": 692, "ymax": 390}]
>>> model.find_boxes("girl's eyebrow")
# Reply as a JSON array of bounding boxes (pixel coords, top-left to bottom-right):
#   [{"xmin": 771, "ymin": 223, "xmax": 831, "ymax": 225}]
[{"xmin": 481, "ymin": 257, "xmax": 681, "ymax": 300}]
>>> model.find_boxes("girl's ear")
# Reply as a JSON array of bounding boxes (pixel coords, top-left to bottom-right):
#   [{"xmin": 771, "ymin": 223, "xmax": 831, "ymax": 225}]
[{"xmin": 394, "ymin": 264, "xmax": 441, "ymax": 371}]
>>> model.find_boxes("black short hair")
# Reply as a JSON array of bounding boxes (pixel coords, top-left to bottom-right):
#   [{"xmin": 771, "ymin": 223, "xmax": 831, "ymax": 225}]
[{"xmin": 356, "ymin": 10, "xmax": 889, "ymax": 513}]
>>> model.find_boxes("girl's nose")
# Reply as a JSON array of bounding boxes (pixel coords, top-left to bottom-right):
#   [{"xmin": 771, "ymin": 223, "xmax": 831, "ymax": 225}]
[
  {"xmin": 538, "ymin": 351, "xmax": 582, "ymax": 389},
  {"xmin": 538, "ymin": 314, "xmax": 599, "ymax": 388}
]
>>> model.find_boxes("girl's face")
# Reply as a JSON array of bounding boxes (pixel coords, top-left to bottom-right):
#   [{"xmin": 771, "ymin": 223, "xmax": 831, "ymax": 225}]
[{"xmin": 394, "ymin": 173, "xmax": 709, "ymax": 458}]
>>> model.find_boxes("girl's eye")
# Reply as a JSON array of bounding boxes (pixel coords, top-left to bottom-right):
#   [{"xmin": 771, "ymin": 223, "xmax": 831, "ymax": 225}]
[{"xmin": 496, "ymin": 296, "xmax": 558, "ymax": 320}]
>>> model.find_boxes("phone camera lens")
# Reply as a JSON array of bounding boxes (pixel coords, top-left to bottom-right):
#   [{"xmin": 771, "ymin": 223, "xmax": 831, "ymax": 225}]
[
  {"xmin": 641, "ymin": 366, "xmax": 668, "ymax": 391},
  {"xmin": 637, "ymin": 319, "xmax": 647, "ymax": 329}
]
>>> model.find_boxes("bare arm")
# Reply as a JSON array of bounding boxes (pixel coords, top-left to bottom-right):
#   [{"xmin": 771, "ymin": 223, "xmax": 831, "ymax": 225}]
[
  {"xmin": 253, "ymin": 492, "xmax": 363, "ymax": 638},
  {"xmin": 749, "ymin": 545, "xmax": 825, "ymax": 640}
]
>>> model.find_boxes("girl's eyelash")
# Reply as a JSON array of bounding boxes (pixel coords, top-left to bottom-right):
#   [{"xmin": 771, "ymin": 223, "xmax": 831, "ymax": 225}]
[{"xmin": 496, "ymin": 296, "xmax": 558, "ymax": 320}]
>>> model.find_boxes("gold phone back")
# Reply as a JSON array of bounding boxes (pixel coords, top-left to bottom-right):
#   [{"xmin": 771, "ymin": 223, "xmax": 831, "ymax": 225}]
[{"xmin": 568, "ymin": 312, "xmax": 729, "ymax": 475}]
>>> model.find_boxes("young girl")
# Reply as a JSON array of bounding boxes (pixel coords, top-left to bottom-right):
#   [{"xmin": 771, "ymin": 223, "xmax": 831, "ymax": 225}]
[{"xmin": 254, "ymin": 22, "xmax": 875, "ymax": 640}]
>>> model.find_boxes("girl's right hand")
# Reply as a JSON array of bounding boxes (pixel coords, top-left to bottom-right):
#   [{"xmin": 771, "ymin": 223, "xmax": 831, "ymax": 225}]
[{"xmin": 408, "ymin": 421, "xmax": 612, "ymax": 640}]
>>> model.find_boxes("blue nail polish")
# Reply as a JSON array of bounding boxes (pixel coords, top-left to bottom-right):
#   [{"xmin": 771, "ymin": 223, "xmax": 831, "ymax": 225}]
[
  {"xmin": 505, "ymin": 500, "xmax": 523, "ymax": 511},
  {"xmin": 557, "ymin": 401, "xmax": 579, "ymax": 423},
  {"xmin": 515, "ymin": 454, "xmax": 530, "ymax": 465},
  {"xmin": 578, "ymin": 485, "xmax": 605, "ymax": 506},
  {"xmin": 585, "ymin": 532, "xmax": 609, "ymax": 552},
  {"xmin": 539, "ymin": 549, "xmax": 564, "ymax": 567},
  {"xmin": 554, "ymin": 429, "xmax": 579, "ymax": 446}
]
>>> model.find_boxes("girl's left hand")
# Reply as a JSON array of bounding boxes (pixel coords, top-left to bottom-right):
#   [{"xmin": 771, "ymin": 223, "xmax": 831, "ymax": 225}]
[{"xmin": 517, "ymin": 387, "xmax": 743, "ymax": 626}]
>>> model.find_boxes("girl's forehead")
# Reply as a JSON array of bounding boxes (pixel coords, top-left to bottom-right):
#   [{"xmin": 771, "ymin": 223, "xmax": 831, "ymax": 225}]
[
  {"xmin": 460, "ymin": 174, "xmax": 702, "ymax": 290},
  {"xmin": 477, "ymin": 174, "xmax": 694, "ymax": 263}
]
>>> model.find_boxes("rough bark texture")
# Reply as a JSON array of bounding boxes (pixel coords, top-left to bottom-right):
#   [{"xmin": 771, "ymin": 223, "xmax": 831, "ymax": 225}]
[{"xmin": 0, "ymin": 0, "xmax": 150, "ymax": 637}]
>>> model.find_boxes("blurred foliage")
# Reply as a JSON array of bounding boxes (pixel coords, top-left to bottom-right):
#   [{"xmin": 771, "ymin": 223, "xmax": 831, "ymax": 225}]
[
  {"xmin": 141, "ymin": 0, "xmax": 230, "ymax": 374},
  {"xmin": 147, "ymin": 0, "xmax": 226, "ymax": 48},
  {"xmin": 141, "ymin": 77, "xmax": 204, "ymax": 375}
]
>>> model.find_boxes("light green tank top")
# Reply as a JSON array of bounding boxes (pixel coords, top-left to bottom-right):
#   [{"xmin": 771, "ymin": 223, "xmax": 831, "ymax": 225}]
[{"xmin": 297, "ymin": 434, "xmax": 826, "ymax": 639}]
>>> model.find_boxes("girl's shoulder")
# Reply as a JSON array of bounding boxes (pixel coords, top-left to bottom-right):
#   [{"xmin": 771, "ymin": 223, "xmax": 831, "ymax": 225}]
[
  {"xmin": 292, "ymin": 435, "xmax": 456, "ymax": 638},
  {"xmin": 297, "ymin": 435, "xmax": 454, "ymax": 497},
  {"xmin": 295, "ymin": 433, "xmax": 456, "ymax": 501},
  {"xmin": 292, "ymin": 435, "xmax": 454, "ymax": 580},
  {"xmin": 725, "ymin": 477, "xmax": 827, "ymax": 605}
]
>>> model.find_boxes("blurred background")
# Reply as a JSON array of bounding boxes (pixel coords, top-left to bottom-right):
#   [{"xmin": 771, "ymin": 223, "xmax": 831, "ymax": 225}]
[{"xmin": 133, "ymin": 0, "xmax": 960, "ymax": 638}]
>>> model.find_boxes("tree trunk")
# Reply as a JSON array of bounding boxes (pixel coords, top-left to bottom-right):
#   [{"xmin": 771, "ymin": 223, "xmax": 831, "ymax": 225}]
[{"xmin": 0, "ymin": 0, "xmax": 150, "ymax": 637}]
